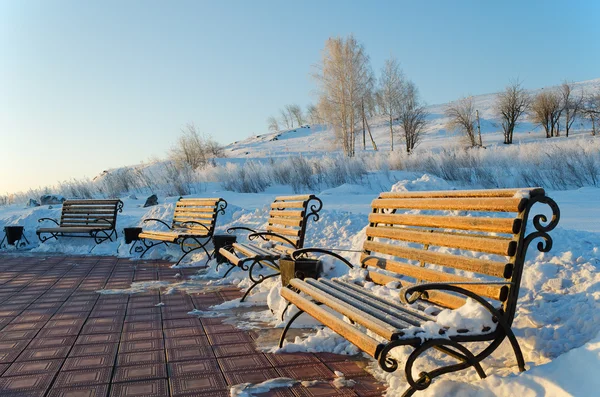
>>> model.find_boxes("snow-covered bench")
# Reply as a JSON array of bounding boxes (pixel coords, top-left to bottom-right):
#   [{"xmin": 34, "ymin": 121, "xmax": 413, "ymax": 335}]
[
  {"xmin": 37, "ymin": 199, "xmax": 124, "ymax": 244},
  {"xmin": 279, "ymin": 188, "xmax": 560, "ymax": 396},
  {"xmin": 138, "ymin": 197, "xmax": 227, "ymax": 266},
  {"xmin": 218, "ymin": 194, "xmax": 323, "ymax": 301}
]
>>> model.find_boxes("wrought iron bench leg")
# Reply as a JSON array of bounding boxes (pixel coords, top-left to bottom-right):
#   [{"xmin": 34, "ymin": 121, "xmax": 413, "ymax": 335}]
[
  {"xmin": 239, "ymin": 260, "xmax": 280, "ymax": 302},
  {"xmin": 174, "ymin": 236, "xmax": 213, "ymax": 267}
]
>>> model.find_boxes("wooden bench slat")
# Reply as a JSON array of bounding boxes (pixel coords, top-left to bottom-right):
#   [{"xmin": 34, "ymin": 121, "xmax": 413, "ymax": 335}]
[
  {"xmin": 274, "ymin": 194, "xmax": 314, "ymax": 201},
  {"xmin": 368, "ymin": 213, "xmax": 520, "ymax": 234},
  {"xmin": 366, "ymin": 226, "xmax": 516, "ymax": 256},
  {"xmin": 268, "ymin": 218, "xmax": 303, "ymax": 227},
  {"xmin": 270, "ymin": 201, "xmax": 309, "ymax": 209},
  {"xmin": 371, "ymin": 197, "xmax": 526, "ymax": 213},
  {"xmin": 175, "ymin": 199, "xmax": 220, "ymax": 206},
  {"xmin": 379, "ymin": 188, "xmax": 544, "ymax": 199},
  {"xmin": 269, "ymin": 210, "xmax": 305, "ymax": 219},
  {"xmin": 290, "ymin": 279, "xmax": 402, "ymax": 340},
  {"xmin": 172, "ymin": 212, "xmax": 215, "ymax": 219},
  {"xmin": 361, "ymin": 255, "xmax": 506, "ymax": 301},
  {"xmin": 366, "ymin": 271, "xmax": 466, "ymax": 309},
  {"xmin": 219, "ymin": 248, "xmax": 240, "ymax": 266},
  {"xmin": 362, "ymin": 241, "xmax": 511, "ymax": 279},
  {"xmin": 280, "ymin": 287, "xmax": 382, "ymax": 358},
  {"xmin": 37, "ymin": 226, "xmax": 111, "ymax": 233},
  {"xmin": 172, "ymin": 217, "xmax": 213, "ymax": 224},
  {"xmin": 266, "ymin": 225, "xmax": 301, "ymax": 238},
  {"xmin": 173, "ymin": 207, "xmax": 216, "ymax": 213},
  {"xmin": 62, "ymin": 200, "xmax": 121, "ymax": 205}
]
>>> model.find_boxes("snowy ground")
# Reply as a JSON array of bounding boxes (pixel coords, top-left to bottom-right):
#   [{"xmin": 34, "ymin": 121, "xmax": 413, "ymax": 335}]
[{"xmin": 1, "ymin": 172, "xmax": 598, "ymax": 397}]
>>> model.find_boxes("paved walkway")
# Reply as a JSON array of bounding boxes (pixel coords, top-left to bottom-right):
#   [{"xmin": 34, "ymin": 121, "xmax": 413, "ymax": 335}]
[{"xmin": 0, "ymin": 255, "xmax": 386, "ymax": 397}]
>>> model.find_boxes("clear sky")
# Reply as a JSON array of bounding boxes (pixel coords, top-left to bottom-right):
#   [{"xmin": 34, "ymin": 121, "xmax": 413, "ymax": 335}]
[{"xmin": 1, "ymin": 0, "xmax": 599, "ymax": 193}]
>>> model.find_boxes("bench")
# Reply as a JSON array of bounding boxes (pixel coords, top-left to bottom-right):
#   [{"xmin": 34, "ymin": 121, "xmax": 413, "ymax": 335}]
[
  {"xmin": 218, "ymin": 194, "xmax": 323, "ymax": 301},
  {"xmin": 279, "ymin": 188, "xmax": 560, "ymax": 396},
  {"xmin": 138, "ymin": 197, "xmax": 227, "ymax": 266},
  {"xmin": 37, "ymin": 199, "xmax": 124, "ymax": 244}
]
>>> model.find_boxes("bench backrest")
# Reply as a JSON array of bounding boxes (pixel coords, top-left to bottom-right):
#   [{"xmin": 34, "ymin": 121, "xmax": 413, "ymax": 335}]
[
  {"xmin": 362, "ymin": 188, "xmax": 559, "ymax": 324},
  {"xmin": 60, "ymin": 199, "xmax": 124, "ymax": 229},
  {"xmin": 266, "ymin": 195, "xmax": 323, "ymax": 250},
  {"xmin": 172, "ymin": 198, "xmax": 227, "ymax": 235}
]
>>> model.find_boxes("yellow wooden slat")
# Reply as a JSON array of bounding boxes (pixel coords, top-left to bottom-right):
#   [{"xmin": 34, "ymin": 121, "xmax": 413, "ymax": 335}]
[
  {"xmin": 371, "ymin": 197, "xmax": 526, "ymax": 213},
  {"xmin": 379, "ymin": 188, "xmax": 544, "ymax": 199}
]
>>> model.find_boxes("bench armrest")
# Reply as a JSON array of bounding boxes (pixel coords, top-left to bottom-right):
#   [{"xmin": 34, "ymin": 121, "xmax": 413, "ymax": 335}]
[
  {"xmin": 248, "ymin": 231, "xmax": 296, "ymax": 247},
  {"xmin": 179, "ymin": 221, "xmax": 210, "ymax": 232},
  {"xmin": 142, "ymin": 218, "xmax": 172, "ymax": 230},
  {"xmin": 38, "ymin": 218, "xmax": 59, "ymax": 226},
  {"xmin": 399, "ymin": 282, "xmax": 510, "ymax": 316},
  {"xmin": 227, "ymin": 226, "xmax": 261, "ymax": 235},
  {"xmin": 291, "ymin": 248, "xmax": 354, "ymax": 269}
]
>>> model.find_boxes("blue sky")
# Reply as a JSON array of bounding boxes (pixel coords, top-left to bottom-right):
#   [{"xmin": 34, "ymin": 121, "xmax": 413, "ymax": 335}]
[{"xmin": 1, "ymin": 0, "xmax": 599, "ymax": 193}]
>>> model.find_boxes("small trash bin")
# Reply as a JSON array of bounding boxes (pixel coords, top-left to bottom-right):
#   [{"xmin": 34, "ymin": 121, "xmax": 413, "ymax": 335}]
[
  {"xmin": 279, "ymin": 257, "xmax": 322, "ymax": 287},
  {"xmin": 124, "ymin": 227, "xmax": 143, "ymax": 244},
  {"xmin": 4, "ymin": 226, "xmax": 25, "ymax": 246},
  {"xmin": 213, "ymin": 235, "xmax": 237, "ymax": 263}
]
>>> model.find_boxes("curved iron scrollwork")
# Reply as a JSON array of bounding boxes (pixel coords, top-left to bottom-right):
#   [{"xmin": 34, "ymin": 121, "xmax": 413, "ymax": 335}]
[
  {"xmin": 249, "ymin": 232, "xmax": 295, "ymax": 247},
  {"xmin": 304, "ymin": 196, "xmax": 323, "ymax": 223},
  {"xmin": 291, "ymin": 248, "xmax": 354, "ymax": 269},
  {"xmin": 520, "ymin": 195, "xmax": 560, "ymax": 254},
  {"xmin": 216, "ymin": 198, "xmax": 227, "ymax": 216},
  {"xmin": 116, "ymin": 200, "xmax": 124, "ymax": 213}
]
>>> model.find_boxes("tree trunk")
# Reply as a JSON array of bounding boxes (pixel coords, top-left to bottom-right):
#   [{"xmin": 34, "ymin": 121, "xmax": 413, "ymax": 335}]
[
  {"xmin": 389, "ymin": 114, "xmax": 394, "ymax": 151},
  {"xmin": 366, "ymin": 117, "xmax": 377, "ymax": 151},
  {"xmin": 362, "ymin": 101, "xmax": 366, "ymax": 150}
]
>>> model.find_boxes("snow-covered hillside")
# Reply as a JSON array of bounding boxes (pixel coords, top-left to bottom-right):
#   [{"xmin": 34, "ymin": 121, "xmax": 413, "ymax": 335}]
[{"xmin": 225, "ymin": 78, "xmax": 600, "ymax": 158}]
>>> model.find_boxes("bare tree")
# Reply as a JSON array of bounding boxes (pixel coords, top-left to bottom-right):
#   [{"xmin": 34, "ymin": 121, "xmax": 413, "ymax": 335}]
[
  {"xmin": 496, "ymin": 80, "xmax": 530, "ymax": 144},
  {"xmin": 560, "ymin": 82, "xmax": 584, "ymax": 137},
  {"xmin": 279, "ymin": 108, "xmax": 292, "ymax": 129},
  {"xmin": 582, "ymin": 90, "xmax": 600, "ymax": 136},
  {"xmin": 530, "ymin": 90, "xmax": 562, "ymax": 138},
  {"xmin": 314, "ymin": 34, "xmax": 372, "ymax": 157},
  {"xmin": 377, "ymin": 57, "xmax": 404, "ymax": 151},
  {"xmin": 398, "ymin": 81, "xmax": 428, "ymax": 153},
  {"xmin": 170, "ymin": 123, "xmax": 223, "ymax": 170},
  {"xmin": 288, "ymin": 104, "xmax": 304, "ymax": 126},
  {"xmin": 445, "ymin": 97, "xmax": 479, "ymax": 147},
  {"xmin": 306, "ymin": 104, "xmax": 321, "ymax": 125},
  {"xmin": 267, "ymin": 116, "xmax": 279, "ymax": 132}
]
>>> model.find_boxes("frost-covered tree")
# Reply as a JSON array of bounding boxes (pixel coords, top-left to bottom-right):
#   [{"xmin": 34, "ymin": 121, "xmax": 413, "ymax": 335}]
[
  {"xmin": 531, "ymin": 90, "xmax": 562, "ymax": 138},
  {"xmin": 288, "ymin": 104, "xmax": 304, "ymax": 126},
  {"xmin": 267, "ymin": 116, "xmax": 279, "ymax": 132},
  {"xmin": 170, "ymin": 123, "xmax": 223, "ymax": 170},
  {"xmin": 377, "ymin": 57, "xmax": 404, "ymax": 151},
  {"xmin": 582, "ymin": 91, "xmax": 600, "ymax": 136},
  {"xmin": 560, "ymin": 82, "xmax": 584, "ymax": 137},
  {"xmin": 445, "ymin": 97, "xmax": 479, "ymax": 147},
  {"xmin": 279, "ymin": 108, "xmax": 292, "ymax": 129},
  {"xmin": 314, "ymin": 34, "xmax": 373, "ymax": 157},
  {"xmin": 496, "ymin": 80, "xmax": 530, "ymax": 144},
  {"xmin": 398, "ymin": 81, "xmax": 428, "ymax": 153},
  {"xmin": 306, "ymin": 104, "xmax": 321, "ymax": 124}
]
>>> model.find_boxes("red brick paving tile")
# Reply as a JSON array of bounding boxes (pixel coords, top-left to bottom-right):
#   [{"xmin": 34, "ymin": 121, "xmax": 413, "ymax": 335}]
[
  {"xmin": 119, "ymin": 339, "xmax": 164, "ymax": 353},
  {"xmin": 212, "ymin": 342, "xmax": 258, "ymax": 358},
  {"xmin": 323, "ymin": 361, "xmax": 370, "ymax": 378},
  {"xmin": 81, "ymin": 323, "xmax": 123, "ymax": 334},
  {"xmin": 53, "ymin": 367, "xmax": 112, "ymax": 388},
  {"xmin": 199, "ymin": 317, "xmax": 225, "ymax": 325},
  {"xmin": 85, "ymin": 317, "xmax": 122, "ymax": 325},
  {"xmin": 290, "ymin": 382, "xmax": 358, "ymax": 397},
  {"xmin": 117, "ymin": 350, "xmax": 165, "ymax": 366},
  {"xmin": 255, "ymin": 388, "xmax": 296, "ymax": 397},
  {"xmin": 161, "ymin": 311, "xmax": 194, "ymax": 320},
  {"xmin": 167, "ymin": 359, "xmax": 220, "ymax": 377},
  {"xmin": 62, "ymin": 354, "xmax": 115, "ymax": 370},
  {"xmin": 109, "ymin": 379, "xmax": 168, "ymax": 397},
  {"xmin": 163, "ymin": 327, "xmax": 204, "ymax": 339},
  {"xmin": 164, "ymin": 336, "xmax": 209, "ymax": 349},
  {"xmin": 351, "ymin": 376, "xmax": 387, "ymax": 397},
  {"xmin": 113, "ymin": 363, "xmax": 167, "ymax": 382},
  {"xmin": 0, "ymin": 339, "xmax": 28, "ymax": 352},
  {"xmin": 163, "ymin": 318, "xmax": 202, "ymax": 329},
  {"xmin": 123, "ymin": 307, "xmax": 161, "ymax": 316},
  {"xmin": 169, "ymin": 373, "xmax": 228, "ymax": 396},
  {"xmin": 37, "ymin": 326, "xmax": 82, "ymax": 338},
  {"xmin": 0, "ymin": 363, "xmax": 9, "ymax": 376},
  {"xmin": 218, "ymin": 353, "xmax": 273, "ymax": 372},
  {"xmin": 44, "ymin": 319, "xmax": 85, "ymax": 328},
  {"xmin": 3, "ymin": 321, "xmax": 46, "ymax": 331},
  {"xmin": 121, "ymin": 330, "xmax": 162, "ymax": 342},
  {"xmin": 3, "ymin": 358, "xmax": 63, "ymax": 376},
  {"xmin": 51, "ymin": 313, "xmax": 88, "ymax": 321},
  {"xmin": 16, "ymin": 346, "xmax": 71, "ymax": 361},
  {"xmin": 222, "ymin": 367, "xmax": 281, "ymax": 386},
  {"xmin": 314, "ymin": 353, "xmax": 362, "ymax": 363},
  {"xmin": 207, "ymin": 331, "xmax": 254, "ymax": 346},
  {"xmin": 265, "ymin": 353, "xmax": 321, "ymax": 367},
  {"xmin": 165, "ymin": 346, "xmax": 214, "ymax": 362},
  {"xmin": 203, "ymin": 324, "xmax": 239, "ymax": 334},
  {"xmin": 277, "ymin": 363, "xmax": 336, "ymax": 381},
  {"xmin": 122, "ymin": 322, "xmax": 162, "ymax": 333},
  {"xmin": 89, "ymin": 310, "xmax": 126, "ymax": 318},
  {"xmin": 10, "ymin": 314, "xmax": 51, "ymax": 323},
  {"xmin": 75, "ymin": 333, "xmax": 121, "ymax": 345},
  {"xmin": 46, "ymin": 383, "xmax": 109, "ymax": 397},
  {"xmin": 124, "ymin": 314, "xmax": 161, "ymax": 323},
  {"xmin": 0, "ymin": 372, "xmax": 55, "ymax": 395},
  {"xmin": 29, "ymin": 336, "xmax": 77, "ymax": 348},
  {"xmin": 68, "ymin": 343, "xmax": 119, "ymax": 358}
]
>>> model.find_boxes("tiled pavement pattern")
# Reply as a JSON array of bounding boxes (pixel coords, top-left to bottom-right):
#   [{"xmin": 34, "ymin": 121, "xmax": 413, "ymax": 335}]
[{"xmin": 0, "ymin": 255, "xmax": 386, "ymax": 397}]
